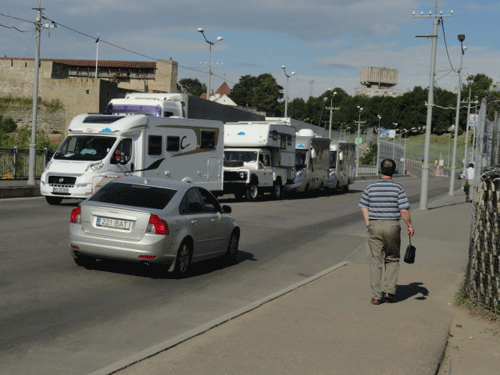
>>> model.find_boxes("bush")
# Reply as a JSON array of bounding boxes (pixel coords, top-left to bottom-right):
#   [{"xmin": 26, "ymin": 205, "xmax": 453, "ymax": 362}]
[{"xmin": 0, "ymin": 116, "xmax": 17, "ymax": 133}]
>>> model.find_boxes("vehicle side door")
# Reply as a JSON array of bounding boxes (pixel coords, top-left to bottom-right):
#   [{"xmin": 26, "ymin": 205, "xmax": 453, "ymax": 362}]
[
  {"xmin": 110, "ymin": 138, "xmax": 135, "ymax": 174},
  {"xmin": 198, "ymin": 187, "xmax": 231, "ymax": 254},
  {"xmin": 179, "ymin": 187, "xmax": 214, "ymax": 259}
]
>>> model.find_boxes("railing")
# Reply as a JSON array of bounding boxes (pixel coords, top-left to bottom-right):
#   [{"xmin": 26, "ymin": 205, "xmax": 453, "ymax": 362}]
[{"xmin": 0, "ymin": 147, "xmax": 53, "ymax": 180}]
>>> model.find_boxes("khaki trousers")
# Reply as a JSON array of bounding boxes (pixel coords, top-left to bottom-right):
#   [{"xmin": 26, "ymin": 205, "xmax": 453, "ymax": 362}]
[{"xmin": 366, "ymin": 220, "xmax": 401, "ymax": 299}]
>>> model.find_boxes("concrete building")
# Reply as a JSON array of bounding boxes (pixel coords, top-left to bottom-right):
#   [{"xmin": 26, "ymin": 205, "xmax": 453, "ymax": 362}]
[
  {"xmin": 353, "ymin": 67, "xmax": 403, "ymax": 97},
  {"xmin": 0, "ymin": 57, "xmax": 178, "ymax": 134}
]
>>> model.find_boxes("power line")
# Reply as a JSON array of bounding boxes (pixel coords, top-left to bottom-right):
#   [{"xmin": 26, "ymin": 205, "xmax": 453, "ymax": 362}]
[{"xmin": 0, "ymin": 23, "xmax": 32, "ymax": 32}]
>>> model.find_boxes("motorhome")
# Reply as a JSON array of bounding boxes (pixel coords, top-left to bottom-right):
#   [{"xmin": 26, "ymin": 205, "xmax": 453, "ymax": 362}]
[
  {"xmin": 223, "ymin": 122, "xmax": 296, "ymax": 200},
  {"xmin": 328, "ymin": 141, "xmax": 356, "ymax": 192},
  {"xmin": 40, "ymin": 114, "xmax": 224, "ymax": 204},
  {"xmin": 105, "ymin": 93, "xmax": 264, "ymax": 122},
  {"xmin": 284, "ymin": 129, "xmax": 330, "ymax": 194}
]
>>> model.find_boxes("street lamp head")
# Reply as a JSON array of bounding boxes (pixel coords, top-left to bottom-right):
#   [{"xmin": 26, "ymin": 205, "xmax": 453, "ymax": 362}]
[
  {"xmin": 281, "ymin": 65, "xmax": 286, "ymax": 70},
  {"xmin": 291, "ymin": 71, "xmax": 295, "ymax": 76},
  {"xmin": 458, "ymin": 34, "xmax": 465, "ymax": 42},
  {"xmin": 197, "ymin": 28, "xmax": 204, "ymax": 33},
  {"xmin": 217, "ymin": 36, "xmax": 223, "ymax": 42},
  {"xmin": 377, "ymin": 115, "xmax": 381, "ymax": 119}
]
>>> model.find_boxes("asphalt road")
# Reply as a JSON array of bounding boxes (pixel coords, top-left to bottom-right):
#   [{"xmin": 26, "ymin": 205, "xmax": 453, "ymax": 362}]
[{"xmin": 0, "ymin": 173, "xmax": 457, "ymax": 375}]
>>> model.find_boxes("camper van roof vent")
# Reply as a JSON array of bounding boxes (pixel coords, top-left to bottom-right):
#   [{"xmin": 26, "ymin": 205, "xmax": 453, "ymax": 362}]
[{"xmin": 83, "ymin": 115, "xmax": 125, "ymax": 124}]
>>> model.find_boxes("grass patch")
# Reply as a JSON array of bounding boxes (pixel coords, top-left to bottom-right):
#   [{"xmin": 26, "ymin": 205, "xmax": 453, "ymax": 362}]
[{"xmin": 0, "ymin": 96, "xmax": 64, "ymax": 113}]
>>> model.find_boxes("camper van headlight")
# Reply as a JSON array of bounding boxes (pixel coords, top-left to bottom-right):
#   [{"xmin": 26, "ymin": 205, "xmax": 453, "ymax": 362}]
[
  {"xmin": 85, "ymin": 161, "xmax": 104, "ymax": 172},
  {"xmin": 294, "ymin": 169, "xmax": 305, "ymax": 182},
  {"xmin": 238, "ymin": 172, "xmax": 246, "ymax": 180}
]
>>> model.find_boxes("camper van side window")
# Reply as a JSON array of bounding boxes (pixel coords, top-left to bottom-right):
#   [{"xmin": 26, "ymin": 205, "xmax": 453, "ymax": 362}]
[
  {"xmin": 148, "ymin": 136, "xmax": 162, "ymax": 155},
  {"xmin": 200, "ymin": 130, "xmax": 216, "ymax": 149},
  {"xmin": 167, "ymin": 136, "xmax": 180, "ymax": 152}
]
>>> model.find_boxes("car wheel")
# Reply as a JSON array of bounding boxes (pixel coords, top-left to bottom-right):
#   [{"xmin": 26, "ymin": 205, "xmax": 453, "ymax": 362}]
[
  {"xmin": 225, "ymin": 230, "xmax": 239, "ymax": 263},
  {"xmin": 273, "ymin": 180, "xmax": 283, "ymax": 200},
  {"xmin": 174, "ymin": 241, "xmax": 192, "ymax": 277},
  {"xmin": 46, "ymin": 196, "xmax": 63, "ymax": 205},
  {"xmin": 246, "ymin": 183, "xmax": 258, "ymax": 201}
]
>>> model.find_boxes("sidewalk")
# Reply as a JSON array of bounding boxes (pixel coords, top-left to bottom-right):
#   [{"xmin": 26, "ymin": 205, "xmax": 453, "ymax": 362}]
[
  {"xmin": 0, "ymin": 179, "xmax": 41, "ymax": 199},
  {"xmin": 88, "ymin": 193, "xmax": 499, "ymax": 375}
]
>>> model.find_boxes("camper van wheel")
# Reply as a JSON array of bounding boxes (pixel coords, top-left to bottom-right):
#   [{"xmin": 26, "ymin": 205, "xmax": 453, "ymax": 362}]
[
  {"xmin": 246, "ymin": 183, "xmax": 259, "ymax": 201},
  {"xmin": 174, "ymin": 240, "xmax": 192, "ymax": 277},
  {"xmin": 46, "ymin": 196, "xmax": 63, "ymax": 205},
  {"xmin": 343, "ymin": 184, "xmax": 349, "ymax": 193},
  {"xmin": 273, "ymin": 180, "xmax": 283, "ymax": 200}
]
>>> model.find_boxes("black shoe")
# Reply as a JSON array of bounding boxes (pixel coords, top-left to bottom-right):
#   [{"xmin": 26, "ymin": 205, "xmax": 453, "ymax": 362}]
[{"xmin": 383, "ymin": 293, "xmax": 396, "ymax": 303}]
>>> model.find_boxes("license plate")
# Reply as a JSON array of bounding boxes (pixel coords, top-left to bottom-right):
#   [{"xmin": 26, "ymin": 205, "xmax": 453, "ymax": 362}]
[
  {"xmin": 53, "ymin": 187, "xmax": 69, "ymax": 193},
  {"xmin": 96, "ymin": 217, "xmax": 131, "ymax": 230}
]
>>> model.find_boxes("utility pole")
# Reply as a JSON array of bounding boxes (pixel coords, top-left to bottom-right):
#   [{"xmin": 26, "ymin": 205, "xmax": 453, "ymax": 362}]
[
  {"xmin": 28, "ymin": 2, "xmax": 44, "ymax": 186},
  {"xmin": 309, "ymin": 80, "xmax": 315, "ymax": 98},
  {"xmin": 326, "ymin": 92, "xmax": 339, "ymax": 139},
  {"xmin": 413, "ymin": 1, "xmax": 453, "ymax": 209}
]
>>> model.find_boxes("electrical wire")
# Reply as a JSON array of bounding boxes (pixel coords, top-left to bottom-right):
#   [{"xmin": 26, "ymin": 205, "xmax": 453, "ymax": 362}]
[
  {"xmin": 440, "ymin": 17, "xmax": 457, "ymax": 73},
  {"xmin": 0, "ymin": 23, "xmax": 32, "ymax": 32}
]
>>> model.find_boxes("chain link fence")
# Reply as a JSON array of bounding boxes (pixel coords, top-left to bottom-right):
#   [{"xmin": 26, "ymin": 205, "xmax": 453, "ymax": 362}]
[
  {"xmin": 462, "ymin": 97, "xmax": 500, "ymax": 315},
  {"xmin": 0, "ymin": 147, "xmax": 53, "ymax": 180}
]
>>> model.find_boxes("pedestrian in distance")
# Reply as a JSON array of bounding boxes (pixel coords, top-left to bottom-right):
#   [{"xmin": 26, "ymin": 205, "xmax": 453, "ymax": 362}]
[
  {"xmin": 462, "ymin": 163, "xmax": 475, "ymax": 202},
  {"xmin": 359, "ymin": 159, "xmax": 415, "ymax": 305}
]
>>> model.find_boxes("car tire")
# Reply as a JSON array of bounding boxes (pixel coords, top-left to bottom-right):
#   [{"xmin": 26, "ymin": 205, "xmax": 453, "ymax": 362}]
[
  {"xmin": 174, "ymin": 241, "xmax": 192, "ymax": 277},
  {"xmin": 234, "ymin": 191, "xmax": 245, "ymax": 201},
  {"xmin": 46, "ymin": 196, "xmax": 63, "ymax": 205},
  {"xmin": 273, "ymin": 180, "xmax": 283, "ymax": 200},
  {"xmin": 246, "ymin": 183, "xmax": 258, "ymax": 201},
  {"xmin": 224, "ymin": 230, "xmax": 239, "ymax": 264}
]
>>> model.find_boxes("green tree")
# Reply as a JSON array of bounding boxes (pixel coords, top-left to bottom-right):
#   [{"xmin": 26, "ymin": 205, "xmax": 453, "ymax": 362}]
[
  {"xmin": 177, "ymin": 78, "xmax": 207, "ymax": 97},
  {"xmin": 0, "ymin": 116, "xmax": 17, "ymax": 133},
  {"xmin": 229, "ymin": 74, "xmax": 283, "ymax": 115}
]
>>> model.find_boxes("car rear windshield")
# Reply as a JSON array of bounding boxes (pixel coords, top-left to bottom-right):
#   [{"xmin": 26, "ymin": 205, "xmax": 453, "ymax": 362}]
[{"xmin": 89, "ymin": 182, "xmax": 177, "ymax": 209}]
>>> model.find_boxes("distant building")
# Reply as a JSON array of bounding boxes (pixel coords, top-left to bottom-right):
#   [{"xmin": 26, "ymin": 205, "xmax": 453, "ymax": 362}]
[
  {"xmin": 354, "ymin": 67, "xmax": 403, "ymax": 97},
  {"xmin": 200, "ymin": 82, "xmax": 237, "ymax": 106},
  {"xmin": 0, "ymin": 57, "xmax": 178, "ymax": 134}
]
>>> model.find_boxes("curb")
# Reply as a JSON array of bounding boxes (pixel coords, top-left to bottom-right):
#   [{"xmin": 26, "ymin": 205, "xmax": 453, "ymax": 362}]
[{"xmin": 88, "ymin": 261, "xmax": 349, "ymax": 375}]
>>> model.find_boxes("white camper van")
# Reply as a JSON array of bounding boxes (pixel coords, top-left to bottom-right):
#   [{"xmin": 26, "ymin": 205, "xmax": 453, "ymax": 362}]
[
  {"xmin": 223, "ymin": 122, "xmax": 296, "ymax": 200},
  {"xmin": 284, "ymin": 129, "xmax": 330, "ymax": 194},
  {"xmin": 40, "ymin": 114, "xmax": 224, "ymax": 204},
  {"xmin": 328, "ymin": 141, "xmax": 356, "ymax": 193}
]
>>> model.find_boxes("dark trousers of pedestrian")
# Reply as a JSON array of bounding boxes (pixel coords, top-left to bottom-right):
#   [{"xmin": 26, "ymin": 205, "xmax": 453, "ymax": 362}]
[
  {"xmin": 366, "ymin": 220, "xmax": 401, "ymax": 300},
  {"xmin": 464, "ymin": 180, "xmax": 473, "ymax": 202}
]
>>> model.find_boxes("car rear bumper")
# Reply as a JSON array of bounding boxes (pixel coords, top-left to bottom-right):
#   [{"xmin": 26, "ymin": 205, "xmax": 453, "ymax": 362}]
[{"xmin": 69, "ymin": 224, "xmax": 179, "ymax": 265}]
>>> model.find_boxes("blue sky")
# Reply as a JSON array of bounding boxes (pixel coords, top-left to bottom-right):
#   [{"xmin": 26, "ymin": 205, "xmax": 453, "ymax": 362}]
[{"xmin": 1, "ymin": 1, "xmax": 499, "ymax": 100}]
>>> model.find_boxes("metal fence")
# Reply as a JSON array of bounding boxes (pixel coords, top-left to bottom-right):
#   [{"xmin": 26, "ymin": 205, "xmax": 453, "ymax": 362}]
[
  {"xmin": 0, "ymin": 147, "xmax": 52, "ymax": 180},
  {"xmin": 462, "ymin": 98, "xmax": 500, "ymax": 315}
]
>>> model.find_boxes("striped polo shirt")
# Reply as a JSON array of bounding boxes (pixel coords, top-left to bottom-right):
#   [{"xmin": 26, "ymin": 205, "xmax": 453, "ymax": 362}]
[{"xmin": 359, "ymin": 179, "xmax": 410, "ymax": 220}]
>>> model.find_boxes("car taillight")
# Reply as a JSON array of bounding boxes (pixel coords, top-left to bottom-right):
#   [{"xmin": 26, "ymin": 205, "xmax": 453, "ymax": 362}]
[
  {"xmin": 147, "ymin": 214, "xmax": 169, "ymax": 235},
  {"xmin": 70, "ymin": 206, "xmax": 81, "ymax": 224}
]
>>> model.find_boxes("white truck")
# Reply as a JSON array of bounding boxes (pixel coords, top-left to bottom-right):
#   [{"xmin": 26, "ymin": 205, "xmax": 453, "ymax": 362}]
[
  {"xmin": 328, "ymin": 141, "xmax": 356, "ymax": 193},
  {"xmin": 222, "ymin": 122, "xmax": 296, "ymax": 200},
  {"xmin": 105, "ymin": 93, "xmax": 264, "ymax": 122},
  {"xmin": 40, "ymin": 114, "xmax": 224, "ymax": 204},
  {"xmin": 284, "ymin": 129, "xmax": 330, "ymax": 194}
]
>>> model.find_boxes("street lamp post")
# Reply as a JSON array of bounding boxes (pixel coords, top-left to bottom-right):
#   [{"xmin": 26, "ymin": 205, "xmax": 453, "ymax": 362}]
[
  {"xmin": 198, "ymin": 28, "xmax": 223, "ymax": 100},
  {"xmin": 376, "ymin": 115, "xmax": 381, "ymax": 171},
  {"xmin": 327, "ymin": 91, "xmax": 339, "ymax": 139},
  {"xmin": 282, "ymin": 66, "xmax": 295, "ymax": 118},
  {"xmin": 449, "ymin": 34, "xmax": 466, "ymax": 196},
  {"xmin": 463, "ymin": 74, "xmax": 473, "ymax": 168},
  {"xmin": 392, "ymin": 123, "xmax": 398, "ymax": 159},
  {"xmin": 355, "ymin": 106, "xmax": 364, "ymax": 176}
]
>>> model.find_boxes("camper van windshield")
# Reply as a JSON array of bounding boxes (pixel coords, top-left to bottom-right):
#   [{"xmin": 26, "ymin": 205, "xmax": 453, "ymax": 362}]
[
  {"xmin": 54, "ymin": 136, "xmax": 116, "ymax": 161},
  {"xmin": 224, "ymin": 151, "xmax": 258, "ymax": 163},
  {"xmin": 295, "ymin": 150, "xmax": 307, "ymax": 169},
  {"xmin": 329, "ymin": 151, "xmax": 337, "ymax": 169},
  {"xmin": 105, "ymin": 104, "xmax": 162, "ymax": 117}
]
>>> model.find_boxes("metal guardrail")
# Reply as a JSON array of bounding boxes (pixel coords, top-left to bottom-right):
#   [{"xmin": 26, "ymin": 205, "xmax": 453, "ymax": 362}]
[{"xmin": 0, "ymin": 147, "xmax": 53, "ymax": 180}]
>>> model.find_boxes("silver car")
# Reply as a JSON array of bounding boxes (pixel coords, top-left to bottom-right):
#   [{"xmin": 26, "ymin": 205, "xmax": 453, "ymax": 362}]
[{"xmin": 69, "ymin": 177, "xmax": 240, "ymax": 276}]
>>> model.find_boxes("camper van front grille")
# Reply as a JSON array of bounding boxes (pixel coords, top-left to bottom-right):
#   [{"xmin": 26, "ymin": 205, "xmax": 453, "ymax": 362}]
[
  {"xmin": 48, "ymin": 176, "xmax": 77, "ymax": 187},
  {"xmin": 224, "ymin": 171, "xmax": 247, "ymax": 181}
]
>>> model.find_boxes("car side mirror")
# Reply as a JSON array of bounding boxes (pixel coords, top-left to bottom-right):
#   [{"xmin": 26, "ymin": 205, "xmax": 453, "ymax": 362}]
[
  {"xmin": 311, "ymin": 148, "xmax": 317, "ymax": 159},
  {"xmin": 222, "ymin": 205, "xmax": 232, "ymax": 214},
  {"xmin": 339, "ymin": 152, "xmax": 344, "ymax": 161}
]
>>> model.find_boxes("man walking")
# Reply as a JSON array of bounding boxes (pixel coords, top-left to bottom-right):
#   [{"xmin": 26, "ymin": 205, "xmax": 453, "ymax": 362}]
[
  {"xmin": 462, "ymin": 163, "xmax": 474, "ymax": 202},
  {"xmin": 359, "ymin": 159, "xmax": 415, "ymax": 305}
]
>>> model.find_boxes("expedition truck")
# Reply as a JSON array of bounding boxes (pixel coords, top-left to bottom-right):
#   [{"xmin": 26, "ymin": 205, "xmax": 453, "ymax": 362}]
[
  {"xmin": 284, "ymin": 129, "xmax": 330, "ymax": 194},
  {"xmin": 40, "ymin": 114, "xmax": 224, "ymax": 204},
  {"xmin": 328, "ymin": 141, "xmax": 356, "ymax": 193},
  {"xmin": 105, "ymin": 93, "xmax": 264, "ymax": 122},
  {"xmin": 222, "ymin": 122, "xmax": 296, "ymax": 201}
]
